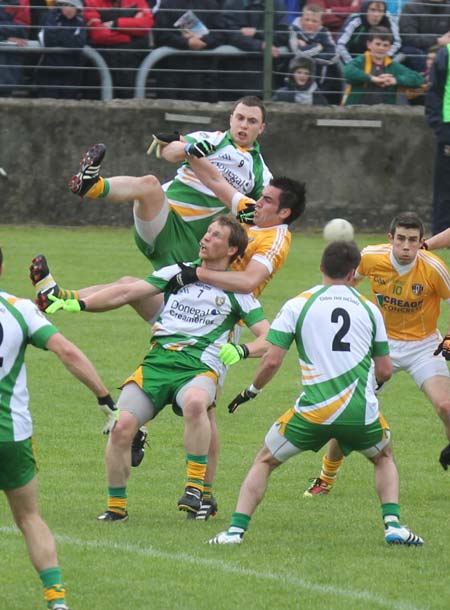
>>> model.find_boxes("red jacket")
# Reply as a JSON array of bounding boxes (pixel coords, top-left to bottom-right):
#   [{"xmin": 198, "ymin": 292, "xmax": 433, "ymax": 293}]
[
  {"xmin": 84, "ymin": 0, "xmax": 153, "ymax": 46},
  {"xmin": 313, "ymin": 0, "xmax": 362, "ymax": 34}
]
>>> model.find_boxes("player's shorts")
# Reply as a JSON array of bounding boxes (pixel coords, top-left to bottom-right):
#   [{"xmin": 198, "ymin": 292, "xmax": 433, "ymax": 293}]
[
  {"xmin": 120, "ymin": 342, "xmax": 218, "ymax": 419},
  {"xmin": 0, "ymin": 437, "xmax": 37, "ymax": 490},
  {"xmin": 133, "ymin": 202, "xmax": 202, "ymax": 271},
  {"xmin": 264, "ymin": 407, "xmax": 390, "ymax": 462},
  {"xmin": 389, "ymin": 332, "xmax": 449, "ymax": 388}
]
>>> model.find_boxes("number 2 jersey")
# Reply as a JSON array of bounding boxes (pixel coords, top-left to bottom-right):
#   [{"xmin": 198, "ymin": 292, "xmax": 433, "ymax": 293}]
[
  {"xmin": 164, "ymin": 129, "xmax": 272, "ymax": 240},
  {"xmin": 267, "ymin": 284, "xmax": 389, "ymax": 426},
  {"xmin": 356, "ymin": 245, "xmax": 450, "ymax": 341},
  {"xmin": 0, "ymin": 292, "xmax": 58, "ymax": 442}
]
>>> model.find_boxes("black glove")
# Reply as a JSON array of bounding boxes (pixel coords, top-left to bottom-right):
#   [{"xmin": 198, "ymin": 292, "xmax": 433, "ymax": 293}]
[
  {"xmin": 185, "ymin": 140, "xmax": 216, "ymax": 158},
  {"xmin": 166, "ymin": 263, "xmax": 199, "ymax": 293},
  {"xmin": 420, "ymin": 241, "xmax": 429, "ymax": 250},
  {"xmin": 237, "ymin": 203, "xmax": 256, "ymax": 225},
  {"xmin": 434, "ymin": 334, "xmax": 450, "ymax": 360},
  {"xmin": 228, "ymin": 386, "xmax": 260, "ymax": 414},
  {"xmin": 146, "ymin": 131, "xmax": 180, "ymax": 158},
  {"xmin": 439, "ymin": 443, "xmax": 450, "ymax": 470}
]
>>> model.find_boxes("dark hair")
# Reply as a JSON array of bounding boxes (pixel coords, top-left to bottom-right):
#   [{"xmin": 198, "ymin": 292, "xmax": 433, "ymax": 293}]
[
  {"xmin": 289, "ymin": 56, "xmax": 315, "ymax": 74},
  {"xmin": 368, "ymin": 26, "xmax": 393, "ymax": 43},
  {"xmin": 231, "ymin": 96, "xmax": 267, "ymax": 123},
  {"xmin": 214, "ymin": 215, "xmax": 248, "ymax": 262},
  {"xmin": 270, "ymin": 177, "xmax": 306, "ymax": 225},
  {"xmin": 321, "ymin": 241, "xmax": 361, "ymax": 279},
  {"xmin": 389, "ymin": 212, "xmax": 424, "ymax": 239}
]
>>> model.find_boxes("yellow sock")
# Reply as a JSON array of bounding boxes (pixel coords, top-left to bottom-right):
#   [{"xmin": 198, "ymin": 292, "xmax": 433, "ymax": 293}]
[
  {"xmin": 86, "ymin": 176, "xmax": 106, "ymax": 198},
  {"xmin": 320, "ymin": 455, "xmax": 343, "ymax": 486},
  {"xmin": 186, "ymin": 454, "xmax": 207, "ymax": 493}
]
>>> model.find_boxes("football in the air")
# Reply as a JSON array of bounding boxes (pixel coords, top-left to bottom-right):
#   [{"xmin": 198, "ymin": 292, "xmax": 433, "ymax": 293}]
[{"xmin": 323, "ymin": 218, "xmax": 354, "ymax": 242}]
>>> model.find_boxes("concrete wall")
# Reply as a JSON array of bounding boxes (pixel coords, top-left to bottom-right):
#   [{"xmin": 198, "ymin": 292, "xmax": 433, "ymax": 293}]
[{"xmin": 0, "ymin": 99, "xmax": 435, "ymax": 231}]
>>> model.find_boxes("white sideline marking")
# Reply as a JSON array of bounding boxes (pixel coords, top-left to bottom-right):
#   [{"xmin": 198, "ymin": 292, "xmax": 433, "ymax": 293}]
[{"xmin": 1, "ymin": 526, "xmax": 423, "ymax": 610}]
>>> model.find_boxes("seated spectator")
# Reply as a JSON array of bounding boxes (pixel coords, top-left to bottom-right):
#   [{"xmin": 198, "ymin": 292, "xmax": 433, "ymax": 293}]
[
  {"xmin": 337, "ymin": 0, "xmax": 401, "ymax": 64},
  {"xmin": 404, "ymin": 44, "xmax": 438, "ymax": 105},
  {"xmin": 0, "ymin": 0, "xmax": 30, "ymax": 96},
  {"xmin": 289, "ymin": 4, "xmax": 341, "ymax": 102},
  {"xmin": 342, "ymin": 26, "xmax": 424, "ymax": 104},
  {"xmin": 83, "ymin": 0, "xmax": 154, "ymax": 98},
  {"xmin": 34, "ymin": 0, "xmax": 87, "ymax": 99},
  {"xmin": 399, "ymin": 0, "xmax": 450, "ymax": 73},
  {"xmin": 315, "ymin": 0, "xmax": 362, "ymax": 39},
  {"xmin": 220, "ymin": 0, "xmax": 289, "ymax": 99},
  {"xmin": 153, "ymin": 1, "xmax": 225, "ymax": 102},
  {"xmin": 272, "ymin": 55, "xmax": 329, "ymax": 104}
]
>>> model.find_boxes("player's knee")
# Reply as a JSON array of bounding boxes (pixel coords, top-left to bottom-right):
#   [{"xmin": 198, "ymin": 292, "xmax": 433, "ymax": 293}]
[
  {"xmin": 433, "ymin": 397, "xmax": 450, "ymax": 420},
  {"xmin": 182, "ymin": 398, "xmax": 208, "ymax": 422},
  {"xmin": 140, "ymin": 174, "xmax": 161, "ymax": 191},
  {"xmin": 110, "ymin": 415, "xmax": 138, "ymax": 447}
]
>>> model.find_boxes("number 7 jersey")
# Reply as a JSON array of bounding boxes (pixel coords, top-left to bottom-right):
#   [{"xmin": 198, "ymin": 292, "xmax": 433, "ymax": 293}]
[{"xmin": 267, "ymin": 284, "xmax": 389, "ymax": 426}]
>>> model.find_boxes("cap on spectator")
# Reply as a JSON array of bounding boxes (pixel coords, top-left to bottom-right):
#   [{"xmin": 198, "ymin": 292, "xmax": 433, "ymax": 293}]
[
  {"xmin": 56, "ymin": 0, "xmax": 83, "ymax": 9},
  {"xmin": 289, "ymin": 57, "xmax": 315, "ymax": 74}
]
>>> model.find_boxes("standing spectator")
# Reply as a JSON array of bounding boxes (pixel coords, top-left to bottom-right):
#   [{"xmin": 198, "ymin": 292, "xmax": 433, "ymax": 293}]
[
  {"xmin": 0, "ymin": 0, "xmax": 30, "ymax": 96},
  {"xmin": 404, "ymin": 44, "xmax": 437, "ymax": 104},
  {"xmin": 153, "ymin": 1, "xmax": 225, "ymax": 102},
  {"xmin": 399, "ymin": 0, "xmax": 450, "ymax": 73},
  {"xmin": 337, "ymin": 0, "xmax": 401, "ymax": 64},
  {"xmin": 83, "ymin": 0, "xmax": 153, "ymax": 98},
  {"xmin": 342, "ymin": 27, "xmax": 423, "ymax": 105},
  {"xmin": 35, "ymin": 0, "xmax": 87, "ymax": 99},
  {"xmin": 289, "ymin": 4, "xmax": 340, "ymax": 101},
  {"xmin": 221, "ymin": 0, "xmax": 289, "ymax": 99},
  {"xmin": 273, "ymin": 55, "xmax": 329, "ymax": 104},
  {"xmin": 315, "ymin": 0, "xmax": 362, "ymax": 39},
  {"xmin": 425, "ymin": 44, "xmax": 450, "ymax": 234}
]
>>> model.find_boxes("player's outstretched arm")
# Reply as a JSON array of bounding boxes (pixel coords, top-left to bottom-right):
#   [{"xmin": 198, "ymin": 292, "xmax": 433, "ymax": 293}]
[
  {"xmin": 424, "ymin": 228, "xmax": 450, "ymax": 251},
  {"xmin": 188, "ymin": 155, "xmax": 238, "ymax": 209}
]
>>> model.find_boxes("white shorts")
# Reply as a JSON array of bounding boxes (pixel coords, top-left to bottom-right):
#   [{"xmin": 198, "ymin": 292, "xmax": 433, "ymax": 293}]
[{"xmin": 389, "ymin": 331, "xmax": 450, "ymax": 388}]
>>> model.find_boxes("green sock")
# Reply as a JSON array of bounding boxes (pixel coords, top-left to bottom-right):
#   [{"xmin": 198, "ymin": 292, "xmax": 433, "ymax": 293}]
[
  {"xmin": 382, "ymin": 502, "xmax": 400, "ymax": 526},
  {"xmin": 39, "ymin": 567, "xmax": 66, "ymax": 609},
  {"xmin": 230, "ymin": 511, "xmax": 251, "ymax": 532},
  {"xmin": 203, "ymin": 483, "xmax": 213, "ymax": 501},
  {"xmin": 107, "ymin": 486, "xmax": 128, "ymax": 515}
]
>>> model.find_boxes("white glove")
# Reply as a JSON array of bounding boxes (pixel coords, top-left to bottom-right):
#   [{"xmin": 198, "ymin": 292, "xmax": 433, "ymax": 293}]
[{"xmin": 97, "ymin": 395, "xmax": 118, "ymax": 434}]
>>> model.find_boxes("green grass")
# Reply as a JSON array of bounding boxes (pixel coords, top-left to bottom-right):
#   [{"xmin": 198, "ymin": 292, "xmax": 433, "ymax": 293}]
[{"xmin": 0, "ymin": 226, "xmax": 449, "ymax": 610}]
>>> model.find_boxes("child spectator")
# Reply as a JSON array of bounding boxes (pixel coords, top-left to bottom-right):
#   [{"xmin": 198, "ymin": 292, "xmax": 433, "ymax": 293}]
[
  {"xmin": 0, "ymin": 0, "xmax": 30, "ymax": 96},
  {"xmin": 289, "ymin": 4, "xmax": 341, "ymax": 102},
  {"xmin": 337, "ymin": 0, "xmax": 401, "ymax": 64},
  {"xmin": 83, "ymin": 0, "xmax": 154, "ymax": 98},
  {"xmin": 342, "ymin": 26, "xmax": 423, "ymax": 105},
  {"xmin": 273, "ymin": 56, "xmax": 329, "ymax": 104},
  {"xmin": 404, "ymin": 44, "xmax": 438, "ymax": 105},
  {"xmin": 35, "ymin": 0, "xmax": 87, "ymax": 99}
]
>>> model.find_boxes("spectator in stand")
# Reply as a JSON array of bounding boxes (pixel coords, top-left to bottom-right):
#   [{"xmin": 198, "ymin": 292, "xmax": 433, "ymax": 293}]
[
  {"xmin": 342, "ymin": 26, "xmax": 423, "ymax": 105},
  {"xmin": 83, "ymin": 0, "xmax": 153, "ymax": 98},
  {"xmin": 0, "ymin": 0, "xmax": 30, "ymax": 96},
  {"xmin": 272, "ymin": 55, "xmax": 329, "ymax": 104},
  {"xmin": 289, "ymin": 4, "xmax": 340, "ymax": 102},
  {"xmin": 221, "ymin": 0, "xmax": 289, "ymax": 99},
  {"xmin": 399, "ymin": 0, "xmax": 450, "ymax": 73},
  {"xmin": 35, "ymin": 0, "xmax": 87, "ymax": 99},
  {"xmin": 337, "ymin": 0, "xmax": 401, "ymax": 64},
  {"xmin": 404, "ymin": 44, "xmax": 438, "ymax": 105},
  {"xmin": 153, "ymin": 1, "xmax": 225, "ymax": 102},
  {"xmin": 425, "ymin": 43, "xmax": 450, "ymax": 234},
  {"xmin": 315, "ymin": 0, "xmax": 362, "ymax": 40}
]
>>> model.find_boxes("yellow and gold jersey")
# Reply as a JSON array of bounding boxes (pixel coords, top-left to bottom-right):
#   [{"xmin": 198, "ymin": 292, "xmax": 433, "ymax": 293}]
[
  {"xmin": 231, "ymin": 194, "xmax": 291, "ymax": 297},
  {"xmin": 356, "ymin": 244, "xmax": 450, "ymax": 340}
]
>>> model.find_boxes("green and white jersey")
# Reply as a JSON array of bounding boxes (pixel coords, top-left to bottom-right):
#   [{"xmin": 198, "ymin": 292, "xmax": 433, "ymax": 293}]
[
  {"xmin": 146, "ymin": 263, "xmax": 266, "ymax": 377},
  {"xmin": 164, "ymin": 130, "xmax": 272, "ymax": 240},
  {"xmin": 268, "ymin": 284, "xmax": 389, "ymax": 426},
  {"xmin": 0, "ymin": 292, "xmax": 58, "ymax": 442}
]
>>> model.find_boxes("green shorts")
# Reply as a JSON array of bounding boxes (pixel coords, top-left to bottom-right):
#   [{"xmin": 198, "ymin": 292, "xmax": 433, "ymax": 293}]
[
  {"xmin": 134, "ymin": 209, "xmax": 202, "ymax": 270},
  {"xmin": 0, "ymin": 437, "xmax": 37, "ymax": 490},
  {"xmin": 267, "ymin": 408, "xmax": 389, "ymax": 458},
  {"xmin": 123, "ymin": 343, "xmax": 218, "ymax": 415}
]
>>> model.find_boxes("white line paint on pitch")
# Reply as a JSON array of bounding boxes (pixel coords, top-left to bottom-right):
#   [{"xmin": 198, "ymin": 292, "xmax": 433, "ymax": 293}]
[{"xmin": 1, "ymin": 526, "xmax": 424, "ymax": 610}]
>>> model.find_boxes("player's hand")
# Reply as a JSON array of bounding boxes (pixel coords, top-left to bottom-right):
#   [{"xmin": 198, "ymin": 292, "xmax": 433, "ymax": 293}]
[
  {"xmin": 44, "ymin": 294, "xmax": 65, "ymax": 313},
  {"xmin": 97, "ymin": 394, "xmax": 118, "ymax": 435},
  {"xmin": 434, "ymin": 334, "xmax": 450, "ymax": 360},
  {"xmin": 236, "ymin": 203, "xmax": 256, "ymax": 225},
  {"xmin": 228, "ymin": 386, "xmax": 259, "ymax": 414},
  {"xmin": 185, "ymin": 140, "xmax": 216, "ymax": 158},
  {"xmin": 375, "ymin": 380, "xmax": 385, "ymax": 394},
  {"xmin": 421, "ymin": 241, "xmax": 429, "ymax": 250},
  {"xmin": 146, "ymin": 131, "xmax": 180, "ymax": 158},
  {"xmin": 439, "ymin": 443, "xmax": 450, "ymax": 470},
  {"xmin": 46, "ymin": 294, "xmax": 84, "ymax": 314},
  {"xmin": 166, "ymin": 263, "xmax": 198, "ymax": 293},
  {"xmin": 219, "ymin": 343, "xmax": 249, "ymax": 366}
]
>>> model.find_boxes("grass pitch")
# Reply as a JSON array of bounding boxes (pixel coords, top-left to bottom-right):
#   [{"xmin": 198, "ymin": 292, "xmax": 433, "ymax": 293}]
[{"xmin": 0, "ymin": 226, "xmax": 449, "ymax": 610}]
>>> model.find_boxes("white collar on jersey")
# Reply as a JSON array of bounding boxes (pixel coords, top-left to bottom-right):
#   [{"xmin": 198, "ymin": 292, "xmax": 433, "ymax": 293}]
[{"xmin": 389, "ymin": 248, "xmax": 416, "ymax": 276}]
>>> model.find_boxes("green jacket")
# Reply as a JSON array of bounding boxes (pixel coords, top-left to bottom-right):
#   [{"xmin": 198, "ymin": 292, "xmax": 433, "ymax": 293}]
[{"xmin": 343, "ymin": 52, "xmax": 424, "ymax": 105}]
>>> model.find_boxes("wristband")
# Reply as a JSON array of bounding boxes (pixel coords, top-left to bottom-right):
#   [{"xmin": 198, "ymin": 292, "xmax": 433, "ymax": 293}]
[
  {"xmin": 240, "ymin": 344, "xmax": 250, "ymax": 359},
  {"xmin": 79, "ymin": 300, "xmax": 86, "ymax": 310},
  {"xmin": 98, "ymin": 394, "xmax": 115, "ymax": 409}
]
